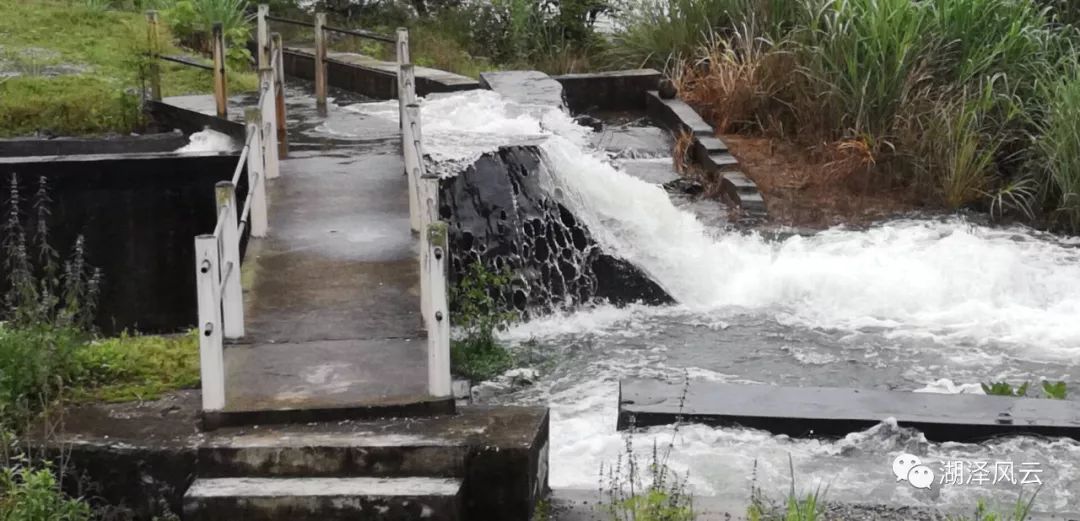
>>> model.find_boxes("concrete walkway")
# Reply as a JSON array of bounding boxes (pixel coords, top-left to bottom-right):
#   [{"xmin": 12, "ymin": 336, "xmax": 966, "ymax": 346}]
[
  {"xmin": 166, "ymin": 90, "xmax": 435, "ymax": 418},
  {"xmin": 227, "ymin": 94, "xmax": 432, "ymax": 416}
]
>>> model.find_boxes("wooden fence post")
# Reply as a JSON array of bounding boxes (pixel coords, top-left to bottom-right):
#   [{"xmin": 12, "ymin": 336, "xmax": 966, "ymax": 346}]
[
  {"xmin": 245, "ymin": 108, "xmax": 269, "ymax": 236},
  {"xmin": 257, "ymin": 4, "xmax": 270, "ymax": 70},
  {"xmin": 212, "ymin": 22, "xmax": 227, "ymax": 119},
  {"xmin": 396, "ymin": 27, "xmax": 410, "ymax": 128},
  {"xmin": 260, "ymin": 68, "xmax": 280, "ymax": 180},
  {"xmin": 272, "ymin": 33, "xmax": 289, "ymax": 158},
  {"xmin": 195, "ymin": 235, "xmax": 226, "ymax": 412},
  {"xmin": 215, "ymin": 181, "xmax": 245, "ymax": 339},
  {"xmin": 145, "ymin": 10, "xmax": 162, "ymax": 101},
  {"xmin": 401, "ymin": 65, "xmax": 420, "ymax": 233},
  {"xmin": 314, "ymin": 13, "xmax": 328, "ymax": 107}
]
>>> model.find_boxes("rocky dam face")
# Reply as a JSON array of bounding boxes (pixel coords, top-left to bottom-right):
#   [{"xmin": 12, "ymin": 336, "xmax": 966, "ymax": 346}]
[{"xmin": 440, "ymin": 145, "xmax": 671, "ymax": 315}]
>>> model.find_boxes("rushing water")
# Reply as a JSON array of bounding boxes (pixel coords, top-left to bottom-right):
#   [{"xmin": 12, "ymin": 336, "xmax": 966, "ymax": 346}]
[{"xmin": 346, "ymin": 90, "xmax": 1080, "ymax": 514}]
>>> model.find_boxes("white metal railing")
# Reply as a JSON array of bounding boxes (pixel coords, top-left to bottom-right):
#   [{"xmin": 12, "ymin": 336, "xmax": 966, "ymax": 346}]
[
  {"xmin": 194, "ymin": 10, "xmax": 452, "ymax": 414},
  {"xmin": 398, "ymin": 50, "xmax": 452, "ymax": 399},
  {"xmin": 193, "ymin": 36, "xmax": 282, "ymax": 414}
]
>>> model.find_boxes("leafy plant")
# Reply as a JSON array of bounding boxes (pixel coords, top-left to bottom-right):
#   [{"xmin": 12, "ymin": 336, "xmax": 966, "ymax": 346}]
[
  {"xmin": 449, "ymin": 262, "xmax": 518, "ymax": 381},
  {"xmin": 0, "ymin": 460, "xmax": 91, "ymax": 521},
  {"xmin": 981, "ymin": 379, "xmax": 1068, "ymax": 399},
  {"xmin": 1041, "ymin": 380, "xmax": 1067, "ymax": 399},
  {"xmin": 981, "ymin": 381, "xmax": 1030, "ymax": 397},
  {"xmin": 3, "ymin": 175, "xmax": 101, "ymax": 331}
]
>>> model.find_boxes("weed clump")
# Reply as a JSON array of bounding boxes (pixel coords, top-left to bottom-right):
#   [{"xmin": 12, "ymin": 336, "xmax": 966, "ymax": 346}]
[{"xmin": 449, "ymin": 262, "xmax": 517, "ymax": 382}]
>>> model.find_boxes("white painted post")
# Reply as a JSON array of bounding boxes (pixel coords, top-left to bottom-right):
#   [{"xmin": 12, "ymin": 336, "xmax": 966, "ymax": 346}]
[
  {"xmin": 245, "ymin": 108, "xmax": 269, "ymax": 237},
  {"xmin": 260, "ymin": 69, "xmax": 280, "ymax": 180},
  {"xmin": 396, "ymin": 27, "xmax": 410, "ymax": 128},
  {"xmin": 401, "ymin": 66, "xmax": 420, "ymax": 233},
  {"xmin": 314, "ymin": 13, "xmax": 328, "ymax": 107},
  {"xmin": 257, "ymin": 4, "xmax": 270, "ymax": 70},
  {"xmin": 272, "ymin": 33, "xmax": 289, "ymax": 158},
  {"xmin": 212, "ymin": 22, "xmax": 228, "ymax": 119},
  {"xmin": 215, "ymin": 182, "xmax": 245, "ymax": 339},
  {"xmin": 195, "ymin": 235, "xmax": 226, "ymax": 412},
  {"xmin": 426, "ymin": 221, "xmax": 451, "ymax": 398}
]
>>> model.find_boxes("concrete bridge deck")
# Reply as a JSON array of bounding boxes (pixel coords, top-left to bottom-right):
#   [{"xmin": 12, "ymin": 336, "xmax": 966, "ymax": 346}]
[{"xmin": 166, "ymin": 89, "xmax": 443, "ymax": 422}]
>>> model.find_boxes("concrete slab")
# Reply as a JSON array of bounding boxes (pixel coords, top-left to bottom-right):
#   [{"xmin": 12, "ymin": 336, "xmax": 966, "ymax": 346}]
[
  {"xmin": 480, "ymin": 70, "xmax": 566, "ymax": 110},
  {"xmin": 183, "ymin": 477, "xmax": 463, "ymax": 521},
  {"xmin": 618, "ymin": 380, "xmax": 1080, "ymax": 441}
]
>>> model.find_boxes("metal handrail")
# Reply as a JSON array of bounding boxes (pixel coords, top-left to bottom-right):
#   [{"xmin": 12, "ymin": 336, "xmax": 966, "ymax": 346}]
[
  {"xmin": 266, "ymin": 14, "xmax": 393, "ymax": 43},
  {"xmin": 323, "ymin": 24, "xmax": 394, "ymax": 44}
]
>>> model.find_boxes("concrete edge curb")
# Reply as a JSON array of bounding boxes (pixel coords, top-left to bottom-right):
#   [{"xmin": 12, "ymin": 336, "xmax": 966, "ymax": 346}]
[{"xmin": 644, "ymin": 90, "xmax": 766, "ymax": 215}]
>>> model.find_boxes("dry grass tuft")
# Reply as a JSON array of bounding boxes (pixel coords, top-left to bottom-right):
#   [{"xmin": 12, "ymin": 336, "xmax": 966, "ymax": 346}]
[{"xmin": 671, "ymin": 20, "xmax": 786, "ymax": 134}]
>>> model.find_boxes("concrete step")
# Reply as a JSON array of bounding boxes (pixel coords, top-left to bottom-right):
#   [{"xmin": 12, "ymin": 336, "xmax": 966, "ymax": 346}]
[
  {"xmin": 736, "ymin": 192, "xmax": 767, "ymax": 213},
  {"xmin": 199, "ymin": 431, "xmax": 467, "ymax": 478},
  {"xmin": 183, "ymin": 477, "xmax": 464, "ymax": 521},
  {"xmin": 722, "ymin": 171, "xmax": 760, "ymax": 195}
]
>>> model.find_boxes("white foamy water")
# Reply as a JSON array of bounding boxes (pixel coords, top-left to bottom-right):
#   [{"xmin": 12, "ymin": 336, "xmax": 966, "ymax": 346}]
[
  {"xmin": 176, "ymin": 129, "xmax": 236, "ymax": 153},
  {"xmin": 348, "ymin": 90, "xmax": 1080, "ymax": 511}
]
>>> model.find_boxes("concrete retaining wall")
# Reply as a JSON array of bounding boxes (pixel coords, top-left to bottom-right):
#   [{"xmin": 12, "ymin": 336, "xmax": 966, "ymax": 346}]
[
  {"xmin": 0, "ymin": 152, "xmax": 247, "ymax": 333},
  {"xmin": 553, "ymin": 69, "xmax": 661, "ymax": 114},
  {"xmin": 145, "ymin": 100, "xmax": 245, "ymax": 140},
  {"xmin": 283, "ymin": 50, "xmax": 479, "ymax": 99},
  {"xmin": 0, "ymin": 133, "xmax": 188, "ymax": 158}
]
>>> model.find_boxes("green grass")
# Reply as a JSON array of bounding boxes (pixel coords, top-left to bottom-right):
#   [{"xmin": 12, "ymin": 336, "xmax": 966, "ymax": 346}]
[
  {"xmin": 0, "ymin": 0, "xmax": 256, "ymax": 137},
  {"xmin": 70, "ymin": 331, "xmax": 199, "ymax": 403},
  {"xmin": 0, "ymin": 325, "xmax": 199, "ymax": 423}
]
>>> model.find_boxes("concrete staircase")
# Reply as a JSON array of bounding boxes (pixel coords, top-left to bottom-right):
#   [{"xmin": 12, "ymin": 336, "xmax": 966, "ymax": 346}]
[
  {"xmin": 181, "ymin": 407, "xmax": 549, "ymax": 521},
  {"xmin": 183, "ymin": 432, "xmax": 467, "ymax": 521}
]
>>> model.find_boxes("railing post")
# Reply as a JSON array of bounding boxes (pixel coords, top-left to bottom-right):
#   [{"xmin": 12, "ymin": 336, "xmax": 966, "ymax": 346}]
[
  {"xmin": 257, "ymin": 4, "xmax": 270, "ymax": 70},
  {"xmin": 396, "ymin": 27, "xmax": 410, "ymax": 128},
  {"xmin": 245, "ymin": 108, "xmax": 269, "ymax": 237},
  {"xmin": 401, "ymin": 66, "xmax": 420, "ymax": 233},
  {"xmin": 215, "ymin": 181, "xmax": 245, "ymax": 339},
  {"xmin": 425, "ymin": 221, "xmax": 451, "ymax": 398},
  {"xmin": 145, "ymin": 10, "xmax": 162, "ymax": 101},
  {"xmin": 260, "ymin": 69, "xmax": 280, "ymax": 180},
  {"xmin": 314, "ymin": 13, "xmax": 328, "ymax": 107},
  {"xmin": 195, "ymin": 235, "xmax": 226, "ymax": 412},
  {"xmin": 272, "ymin": 33, "xmax": 289, "ymax": 158},
  {"xmin": 212, "ymin": 22, "xmax": 228, "ymax": 119}
]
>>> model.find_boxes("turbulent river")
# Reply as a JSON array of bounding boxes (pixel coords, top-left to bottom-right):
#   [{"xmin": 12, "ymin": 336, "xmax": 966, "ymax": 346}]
[{"xmin": 346, "ymin": 90, "xmax": 1080, "ymax": 514}]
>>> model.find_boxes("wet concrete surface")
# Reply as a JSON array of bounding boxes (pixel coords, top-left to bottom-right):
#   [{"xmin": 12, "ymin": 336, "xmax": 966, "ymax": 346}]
[
  {"xmin": 228, "ymin": 88, "xmax": 429, "ymax": 414},
  {"xmin": 165, "ymin": 87, "xmax": 432, "ymax": 415}
]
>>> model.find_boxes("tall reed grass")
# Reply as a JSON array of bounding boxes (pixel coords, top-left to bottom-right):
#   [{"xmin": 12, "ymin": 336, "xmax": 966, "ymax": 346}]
[{"xmin": 623, "ymin": 0, "xmax": 1080, "ymax": 229}]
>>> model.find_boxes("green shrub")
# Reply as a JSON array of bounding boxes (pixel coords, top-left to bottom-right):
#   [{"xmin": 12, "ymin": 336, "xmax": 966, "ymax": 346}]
[
  {"xmin": 0, "ymin": 461, "xmax": 91, "ymax": 521},
  {"xmin": 449, "ymin": 262, "xmax": 517, "ymax": 381},
  {"xmin": 0, "ymin": 326, "xmax": 85, "ymax": 423}
]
